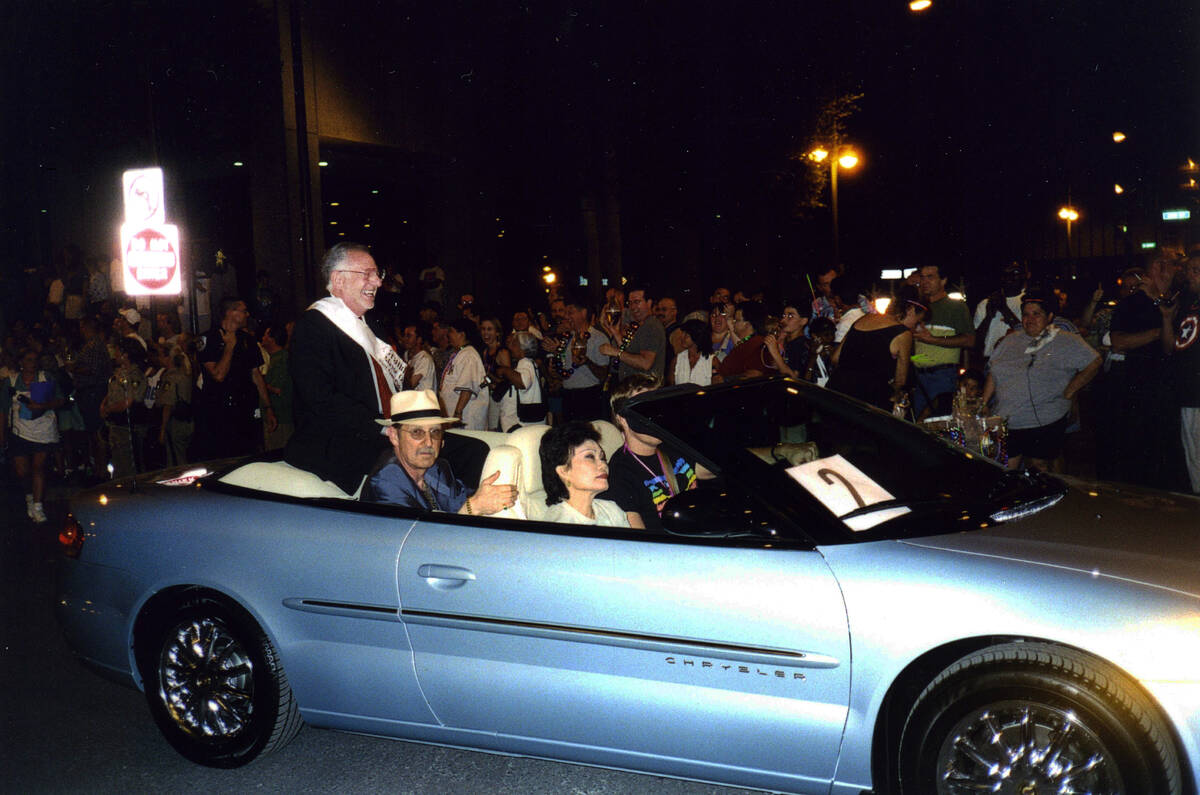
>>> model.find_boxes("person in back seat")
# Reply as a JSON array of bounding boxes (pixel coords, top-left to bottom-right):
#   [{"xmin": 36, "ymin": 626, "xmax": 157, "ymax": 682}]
[
  {"xmin": 361, "ymin": 390, "xmax": 516, "ymax": 515},
  {"xmin": 539, "ymin": 421, "xmax": 630, "ymax": 527}
]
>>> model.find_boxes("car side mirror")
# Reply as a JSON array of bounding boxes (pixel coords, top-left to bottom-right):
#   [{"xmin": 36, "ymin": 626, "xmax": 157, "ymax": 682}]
[{"xmin": 659, "ymin": 486, "xmax": 776, "ymax": 539}]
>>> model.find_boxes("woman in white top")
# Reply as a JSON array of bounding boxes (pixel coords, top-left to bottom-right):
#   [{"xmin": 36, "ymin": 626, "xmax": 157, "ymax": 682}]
[
  {"xmin": 671, "ymin": 318, "xmax": 714, "ymax": 386},
  {"xmin": 438, "ymin": 319, "xmax": 489, "ymax": 430},
  {"xmin": 496, "ymin": 331, "xmax": 546, "ymax": 432},
  {"xmin": 539, "ymin": 421, "xmax": 630, "ymax": 527}
]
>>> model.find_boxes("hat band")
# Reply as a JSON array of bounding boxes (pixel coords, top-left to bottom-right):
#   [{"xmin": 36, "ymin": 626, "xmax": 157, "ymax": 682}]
[{"xmin": 390, "ymin": 408, "xmax": 444, "ymax": 423}]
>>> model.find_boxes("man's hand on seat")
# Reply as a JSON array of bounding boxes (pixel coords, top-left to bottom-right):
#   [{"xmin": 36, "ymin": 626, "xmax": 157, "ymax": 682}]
[{"xmin": 463, "ymin": 470, "xmax": 519, "ymax": 515}]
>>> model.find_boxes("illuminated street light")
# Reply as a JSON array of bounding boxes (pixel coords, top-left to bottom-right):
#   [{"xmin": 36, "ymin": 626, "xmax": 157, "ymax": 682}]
[
  {"xmin": 1058, "ymin": 205, "xmax": 1080, "ymax": 257},
  {"xmin": 809, "ymin": 141, "xmax": 861, "ymax": 262},
  {"xmin": 1113, "ymin": 184, "xmax": 1124, "ymax": 194},
  {"xmin": 1112, "ymin": 131, "xmax": 1126, "ymax": 143},
  {"xmin": 909, "ymin": 0, "xmax": 932, "ymax": 11}
]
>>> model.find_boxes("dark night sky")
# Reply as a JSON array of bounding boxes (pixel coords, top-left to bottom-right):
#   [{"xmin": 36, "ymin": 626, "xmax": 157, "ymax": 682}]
[{"xmin": 3, "ymin": 0, "xmax": 1197, "ymax": 297}]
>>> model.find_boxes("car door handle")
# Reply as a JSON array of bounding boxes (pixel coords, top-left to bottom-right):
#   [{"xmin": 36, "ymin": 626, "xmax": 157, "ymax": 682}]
[{"xmin": 417, "ymin": 564, "xmax": 476, "ymax": 589}]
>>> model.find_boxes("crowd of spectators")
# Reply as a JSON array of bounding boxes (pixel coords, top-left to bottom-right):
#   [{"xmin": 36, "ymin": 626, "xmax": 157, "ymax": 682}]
[{"xmin": 4, "ymin": 243, "xmax": 1199, "ymax": 526}]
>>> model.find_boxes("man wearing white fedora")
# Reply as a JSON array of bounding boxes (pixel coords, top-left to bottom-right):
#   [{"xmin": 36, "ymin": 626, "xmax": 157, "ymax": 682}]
[{"xmin": 361, "ymin": 390, "xmax": 516, "ymax": 515}]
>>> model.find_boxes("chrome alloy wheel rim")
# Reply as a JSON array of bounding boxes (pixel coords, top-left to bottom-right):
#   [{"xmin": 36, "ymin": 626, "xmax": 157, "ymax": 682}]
[
  {"xmin": 935, "ymin": 700, "xmax": 1124, "ymax": 794},
  {"xmin": 159, "ymin": 617, "xmax": 255, "ymax": 741}
]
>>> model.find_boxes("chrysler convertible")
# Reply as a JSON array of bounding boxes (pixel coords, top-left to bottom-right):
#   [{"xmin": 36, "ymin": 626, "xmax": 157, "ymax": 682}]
[{"xmin": 56, "ymin": 377, "xmax": 1200, "ymax": 793}]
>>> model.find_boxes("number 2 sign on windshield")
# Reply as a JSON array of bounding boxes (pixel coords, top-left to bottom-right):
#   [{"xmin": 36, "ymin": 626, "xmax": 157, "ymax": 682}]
[{"xmin": 787, "ymin": 454, "xmax": 910, "ymax": 531}]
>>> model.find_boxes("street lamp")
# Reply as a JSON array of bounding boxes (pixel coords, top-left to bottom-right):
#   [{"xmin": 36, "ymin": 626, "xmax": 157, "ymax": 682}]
[
  {"xmin": 809, "ymin": 142, "xmax": 860, "ymax": 262},
  {"xmin": 1058, "ymin": 205, "xmax": 1080, "ymax": 257}
]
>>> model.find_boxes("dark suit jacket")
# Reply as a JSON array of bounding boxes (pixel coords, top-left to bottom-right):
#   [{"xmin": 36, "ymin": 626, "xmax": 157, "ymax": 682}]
[{"xmin": 284, "ymin": 308, "xmax": 388, "ymax": 493}]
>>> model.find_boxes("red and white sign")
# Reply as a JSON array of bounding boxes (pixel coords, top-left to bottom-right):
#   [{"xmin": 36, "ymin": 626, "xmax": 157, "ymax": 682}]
[
  {"xmin": 121, "ymin": 167, "xmax": 181, "ymax": 295},
  {"xmin": 121, "ymin": 223, "xmax": 181, "ymax": 295}
]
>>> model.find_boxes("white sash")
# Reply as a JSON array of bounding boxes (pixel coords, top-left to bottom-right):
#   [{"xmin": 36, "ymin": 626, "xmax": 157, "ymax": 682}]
[{"xmin": 310, "ymin": 296, "xmax": 406, "ymax": 409}]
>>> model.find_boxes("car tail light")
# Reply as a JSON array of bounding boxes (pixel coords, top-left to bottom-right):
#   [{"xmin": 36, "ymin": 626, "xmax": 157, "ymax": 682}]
[{"xmin": 59, "ymin": 514, "xmax": 84, "ymax": 559}]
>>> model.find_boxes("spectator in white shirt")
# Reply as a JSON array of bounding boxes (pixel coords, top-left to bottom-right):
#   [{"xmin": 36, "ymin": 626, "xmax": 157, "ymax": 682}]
[{"xmin": 400, "ymin": 321, "xmax": 438, "ymax": 393}]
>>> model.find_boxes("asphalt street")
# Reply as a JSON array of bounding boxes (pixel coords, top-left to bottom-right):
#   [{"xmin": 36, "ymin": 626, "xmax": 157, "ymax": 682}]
[{"xmin": 0, "ymin": 473, "xmax": 757, "ymax": 794}]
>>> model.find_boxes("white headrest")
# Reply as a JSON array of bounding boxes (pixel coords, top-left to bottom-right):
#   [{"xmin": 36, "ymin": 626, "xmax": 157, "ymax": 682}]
[{"xmin": 479, "ymin": 444, "xmax": 527, "ymax": 520}]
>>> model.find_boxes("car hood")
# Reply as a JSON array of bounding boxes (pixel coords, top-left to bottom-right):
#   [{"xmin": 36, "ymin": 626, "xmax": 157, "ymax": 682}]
[{"xmin": 902, "ymin": 477, "xmax": 1200, "ymax": 598}]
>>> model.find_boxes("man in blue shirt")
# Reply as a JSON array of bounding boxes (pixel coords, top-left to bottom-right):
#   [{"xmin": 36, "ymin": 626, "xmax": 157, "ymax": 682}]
[{"xmin": 362, "ymin": 390, "xmax": 514, "ymax": 514}]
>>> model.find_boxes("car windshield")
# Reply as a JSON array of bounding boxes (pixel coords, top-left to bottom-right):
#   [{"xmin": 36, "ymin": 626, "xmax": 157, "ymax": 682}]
[{"xmin": 632, "ymin": 379, "xmax": 1058, "ymax": 543}]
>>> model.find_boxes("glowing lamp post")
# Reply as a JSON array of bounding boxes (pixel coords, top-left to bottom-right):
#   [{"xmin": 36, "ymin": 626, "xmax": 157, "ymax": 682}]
[
  {"xmin": 1058, "ymin": 206, "xmax": 1080, "ymax": 257},
  {"xmin": 809, "ymin": 143, "xmax": 860, "ymax": 262}
]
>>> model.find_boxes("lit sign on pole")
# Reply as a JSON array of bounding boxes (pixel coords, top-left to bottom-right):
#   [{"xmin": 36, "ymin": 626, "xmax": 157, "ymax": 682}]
[
  {"xmin": 1162, "ymin": 209, "xmax": 1191, "ymax": 221},
  {"xmin": 120, "ymin": 167, "xmax": 182, "ymax": 295}
]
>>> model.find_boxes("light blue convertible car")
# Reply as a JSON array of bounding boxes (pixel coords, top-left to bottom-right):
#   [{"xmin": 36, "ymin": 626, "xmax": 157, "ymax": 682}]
[{"xmin": 56, "ymin": 378, "xmax": 1200, "ymax": 793}]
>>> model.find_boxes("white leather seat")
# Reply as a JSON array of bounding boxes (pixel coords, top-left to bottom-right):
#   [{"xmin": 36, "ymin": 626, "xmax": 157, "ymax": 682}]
[{"xmin": 219, "ymin": 460, "xmax": 357, "ymax": 499}]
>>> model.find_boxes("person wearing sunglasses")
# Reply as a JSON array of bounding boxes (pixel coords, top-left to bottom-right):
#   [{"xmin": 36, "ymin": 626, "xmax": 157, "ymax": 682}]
[{"xmin": 361, "ymin": 390, "xmax": 515, "ymax": 515}]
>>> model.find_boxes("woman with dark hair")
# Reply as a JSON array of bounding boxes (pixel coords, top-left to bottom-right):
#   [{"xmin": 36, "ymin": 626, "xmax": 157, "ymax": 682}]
[
  {"xmin": 438, "ymin": 317, "xmax": 489, "ymax": 429},
  {"xmin": 763, "ymin": 301, "xmax": 810, "ymax": 378},
  {"xmin": 478, "ymin": 314, "xmax": 511, "ymax": 429},
  {"xmin": 671, "ymin": 318, "xmax": 714, "ymax": 386},
  {"xmin": 539, "ymin": 420, "xmax": 630, "ymax": 527},
  {"xmin": 715, "ymin": 300, "xmax": 769, "ymax": 382},
  {"xmin": 827, "ymin": 286, "xmax": 926, "ymax": 411}
]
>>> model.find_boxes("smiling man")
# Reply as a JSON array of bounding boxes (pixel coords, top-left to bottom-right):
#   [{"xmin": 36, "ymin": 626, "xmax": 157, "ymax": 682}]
[
  {"xmin": 285, "ymin": 242, "xmax": 407, "ymax": 494},
  {"xmin": 599, "ymin": 284, "xmax": 666, "ymax": 383}
]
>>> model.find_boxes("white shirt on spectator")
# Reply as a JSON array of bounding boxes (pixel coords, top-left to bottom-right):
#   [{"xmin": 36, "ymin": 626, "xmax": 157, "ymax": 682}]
[
  {"xmin": 407, "ymin": 349, "xmax": 437, "ymax": 393},
  {"xmin": 499, "ymin": 357, "xmax": 544, "ymax": 431}
]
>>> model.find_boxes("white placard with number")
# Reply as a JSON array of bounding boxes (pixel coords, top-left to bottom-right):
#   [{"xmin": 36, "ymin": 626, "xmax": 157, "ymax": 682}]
[{"xmin": 787, "ymin": 454, "xmax": 911, "ymax": 531}]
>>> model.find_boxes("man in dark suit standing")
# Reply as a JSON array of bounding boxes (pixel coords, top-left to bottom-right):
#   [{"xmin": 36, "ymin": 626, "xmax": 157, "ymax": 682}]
[{"xmin": 285, "ymin": 243, "xmax": 405, "ymax": 494}]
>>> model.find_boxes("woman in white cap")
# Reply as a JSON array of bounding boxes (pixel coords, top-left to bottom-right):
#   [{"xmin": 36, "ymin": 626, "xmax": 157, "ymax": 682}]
[{"xmin": 361, "ymin": 390, "xmax": 515, "ymax": 515}]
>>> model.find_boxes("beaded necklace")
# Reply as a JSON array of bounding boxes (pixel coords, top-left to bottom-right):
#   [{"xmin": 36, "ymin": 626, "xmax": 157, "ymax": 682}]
[{"xmin": 603, "ymin": 321, "xmax": 640, "ymax": 389}]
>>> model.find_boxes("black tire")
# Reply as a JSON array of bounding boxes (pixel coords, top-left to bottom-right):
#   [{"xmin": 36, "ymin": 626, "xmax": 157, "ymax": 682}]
[
  {"xmin": 898, "ymin": 642, "xmax": 1181, "ymax": 794},
  {"xmin": 137, "ymin": 595, "xmax": 303, "ymax": 768}
]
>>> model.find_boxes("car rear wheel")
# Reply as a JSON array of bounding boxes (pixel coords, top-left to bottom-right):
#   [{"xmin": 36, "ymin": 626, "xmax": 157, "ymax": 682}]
[
  {"xmin": 898, "ymin": 642, "xmax": 1181, "ymax": 794},
  {"xmin": 139, "ymin": 595, "xmax": 302, "ymax": 767}
]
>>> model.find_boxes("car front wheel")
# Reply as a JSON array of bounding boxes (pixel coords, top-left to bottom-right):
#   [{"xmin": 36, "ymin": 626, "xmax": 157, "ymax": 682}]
[
  {"xmin": 899, "ymin": 642, "xmax": 1181, "ymax": 794},
  {"xmin": 138, "ymin": 595, "xmax": 303, "ymax": 767}
]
